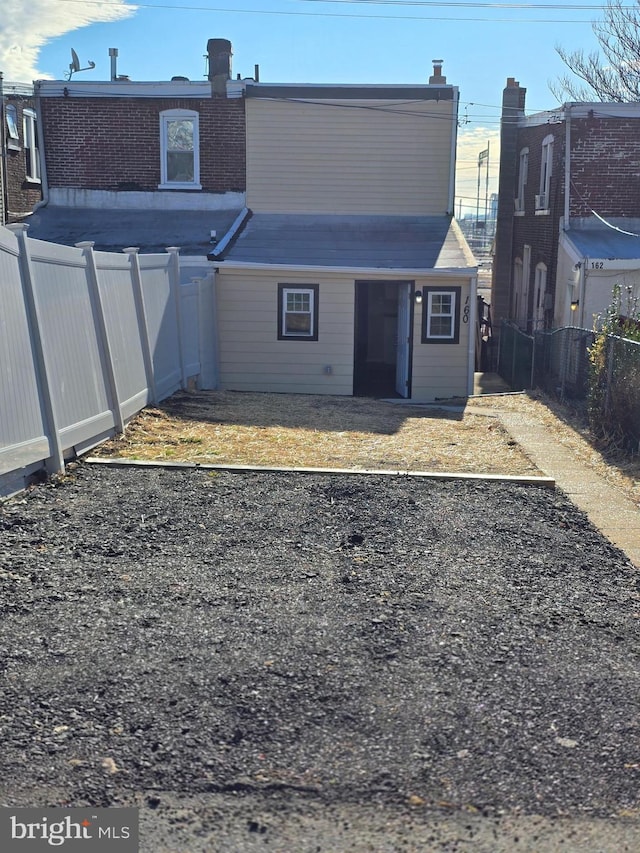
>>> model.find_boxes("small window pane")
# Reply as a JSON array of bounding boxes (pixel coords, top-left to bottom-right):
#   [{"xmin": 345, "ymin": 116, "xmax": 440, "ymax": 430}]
[
  {"xmin": 167, "ymin": 151, "xmax": 194, "ymax": 182},
  {"xmin": 287, "ymin": 292, "xmax": 310, "ymax": 313},
  {"xmin": 285, "ymin": 312, "xmax": 312, "ymax": 334},
  {"xmin": 429, "ymin": 316, "xmax": 453, "ymax": 337},
  {"xmin": 6, "ymin": 106, "xmax": 18, "ymax": 140},
  {"xmin": 167, "ymin": 119, "xmax": 194, "ymax": 152}
]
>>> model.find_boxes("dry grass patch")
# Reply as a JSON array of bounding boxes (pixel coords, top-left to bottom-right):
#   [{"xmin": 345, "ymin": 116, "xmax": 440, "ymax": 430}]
[{"xmin": 94, "ymin": 390, "xmax": 543, "ymax": 476}]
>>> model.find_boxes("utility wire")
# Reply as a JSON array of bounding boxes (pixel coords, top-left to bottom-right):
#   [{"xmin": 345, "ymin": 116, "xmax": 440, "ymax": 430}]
[{"xmin": 54, "ymin": 0, "xmax": 604, "ymax": 24}]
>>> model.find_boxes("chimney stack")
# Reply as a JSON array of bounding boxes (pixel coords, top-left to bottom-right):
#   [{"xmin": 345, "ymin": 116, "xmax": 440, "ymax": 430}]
[
  {"xmin": 109, "ymin": 48, "xmax": 118, "ymax": 82},
  {"xmin": 429, "ymin": 59, "xmax": 446, "ymax": 84},
  {"xmin": 207, "ymin": 38, "xmax": 232, "ymax": 96}
]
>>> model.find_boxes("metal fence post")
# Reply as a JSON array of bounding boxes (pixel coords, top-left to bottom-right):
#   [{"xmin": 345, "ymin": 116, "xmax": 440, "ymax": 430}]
[{"xmin": 7, "ymin": 223, "xmax": 65, "ymax": 474}]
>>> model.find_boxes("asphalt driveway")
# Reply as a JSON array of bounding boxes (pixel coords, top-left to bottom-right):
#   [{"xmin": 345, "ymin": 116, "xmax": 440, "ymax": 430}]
[{"xmin": 1, "ymin": 464, "xmax": 639, "ymax": 851}]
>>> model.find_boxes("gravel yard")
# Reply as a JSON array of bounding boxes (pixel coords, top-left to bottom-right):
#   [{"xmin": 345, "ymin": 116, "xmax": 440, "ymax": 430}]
[{"xmin": 1, "ymin": 463, "xmax": 640, "ymax": 850}]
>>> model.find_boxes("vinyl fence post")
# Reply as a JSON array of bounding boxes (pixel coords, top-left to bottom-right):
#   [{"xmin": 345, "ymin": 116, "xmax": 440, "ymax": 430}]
[
  {"xmin": 166, "ymin": 246, "xmax": 186, "ymax": 389},
  {"xmin": 76, "ymin": 241, "xmax": 124, "ymax": 435},
  {"xmin": 123, "ymin": 247, "xmax": 157, "ymax": 405},
  {"xmin": 7, "ymin": 223, "xmax": 65, "ymax": 474}
]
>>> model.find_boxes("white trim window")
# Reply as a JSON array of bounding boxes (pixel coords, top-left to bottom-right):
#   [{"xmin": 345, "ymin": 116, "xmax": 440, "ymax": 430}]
[
  {"xmin": 421, "ymin": 287, "xmax": 461, "ymax": 344},
  {"xmin": 515, "ymin": 147, "xmax": 528, "ymax": 213},
  {"xmin": 533, "ymin": 262, "xmax": 548, "ymax": 328},
  {"xmin": 6, "ymin": 104, "xmax": 19, "ymax": 141},
  {"xmin": 159, "ymin": 109, "xmax": 201, "ymax": 190},
  {"xmin": 22, "ymin": 108, "xmax": 40, "ymax": 182},
  {"xmin": 278, "ymin": 284, "xmax": 319, "ymax": 340},
  {"xmin": 536, "ymin": 134, "xmax": 553, "ymax": 211}
]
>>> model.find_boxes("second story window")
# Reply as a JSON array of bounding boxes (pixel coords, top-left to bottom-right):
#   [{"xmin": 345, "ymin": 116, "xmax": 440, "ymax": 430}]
[
  {"xmin": 6, "ymin": 104, "xmax": 19, "ymax": 146},
  {"xmin": 515, "ymin": 147, "xmax": 528, "ymax": 213},
  {"xmin": 159, "ymin": 109, "xmax": 201, "ymax": 190},
  {"xmin": 536, "ymin": 134, "xmax": 553, "ymax": 212},
  {"xmin": 22, "ymin": 108, "xmax": 40, "ymax": 182}
]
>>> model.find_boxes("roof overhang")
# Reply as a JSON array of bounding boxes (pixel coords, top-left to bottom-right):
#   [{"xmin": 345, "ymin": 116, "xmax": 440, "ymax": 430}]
[{"xmin": 213, "ymin": 261, "xmax": 476, "ymax": 278}]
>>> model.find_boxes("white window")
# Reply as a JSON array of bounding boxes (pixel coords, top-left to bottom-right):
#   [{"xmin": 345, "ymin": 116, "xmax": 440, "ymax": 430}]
[
  {"xmin": 512, "ymin": 257, "xmax": 524, "ymax": 322},
  {"xmin": 421, "ymin": 287, "xmax": 461, "ymax": 344},
  {"xmin": 22, "ymin": 108, "xmax": 40, "ymax": 182},
  {"xmin": 278, "ymin": 284, "xmax": 319, "ymax": 340},
  {"xmin": 536, "ymin": 134, "xmax": 553, "ymax": 211},
  {"xmin": 515, "ymin": 147, "xmax": 528, "ymax": 213},
  {"xmin": 6, "ymin": 104, "xmax": 19, "ymax": 140},
  {"xmin": 159, "ymin": 109, "xmax": 201, "ymax": 190},
  {"xmin": 533, "ymin": 263, "xmax": 548, "ymax": 329}
]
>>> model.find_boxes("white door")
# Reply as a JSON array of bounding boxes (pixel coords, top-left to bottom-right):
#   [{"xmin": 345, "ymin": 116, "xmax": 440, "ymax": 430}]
[{"xmin": 395, "ymin": 283, "xmax": 411, "ymax": 398}]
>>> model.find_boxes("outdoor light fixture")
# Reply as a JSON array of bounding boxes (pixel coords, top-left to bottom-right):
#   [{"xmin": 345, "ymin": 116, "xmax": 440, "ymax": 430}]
[
  {"xmin": 415, "ymin": 291, "xmax": 423, "ymax": 305},
  {"xmin": 571, "ymin": 299, "xmax": 580, "ymax": 311}
]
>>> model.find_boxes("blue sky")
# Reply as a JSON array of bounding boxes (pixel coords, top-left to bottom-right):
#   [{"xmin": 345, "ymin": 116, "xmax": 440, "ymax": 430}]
[{"xmin": 1, "ymin": 1, "xmax": 605, "ymax": 215}]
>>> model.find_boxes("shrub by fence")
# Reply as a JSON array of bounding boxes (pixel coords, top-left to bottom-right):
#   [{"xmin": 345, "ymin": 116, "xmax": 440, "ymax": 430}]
[
  {"xmin": 589, "ymin": 333, "xmax": 640, "ymax": 452},
  {"xmin": 0, "ymin": 224, "xmax": 214, "ymax": 498}
]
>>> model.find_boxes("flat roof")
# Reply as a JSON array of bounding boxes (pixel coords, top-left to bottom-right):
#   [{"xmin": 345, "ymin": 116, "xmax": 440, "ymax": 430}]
[
  {"xmin": 213, "ymin": 213, "xmax": 476, "ymax": 271},
  {"xmin": 23, "ymin": 207, "xmax": 243, "ymax": 255},
  {"xmin": 565, "ymin": 218, "xmax": 640, "ymax": 261}
]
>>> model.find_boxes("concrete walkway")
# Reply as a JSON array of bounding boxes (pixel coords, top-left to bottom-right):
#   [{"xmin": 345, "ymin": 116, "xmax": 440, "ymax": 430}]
[{"xmin": 471, "ymin": 374, "xmax": 640, "ymax": 569}]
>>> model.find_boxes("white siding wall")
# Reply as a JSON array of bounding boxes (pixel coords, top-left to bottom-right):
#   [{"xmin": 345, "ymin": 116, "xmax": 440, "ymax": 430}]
[
  {"xmin": 411, "ymin": 276, "xmax": 472, "ymax": 401},
  {"xmin": 246, "ymin": 98, "xmax": 455, "ymax": 215},
  {"xmin": 217, "ymin": 269, "xmax": 472, "ymax": 399},
  {"xmin": 216, "ymin": 268, "xmax": 355, "ymax": 395}
]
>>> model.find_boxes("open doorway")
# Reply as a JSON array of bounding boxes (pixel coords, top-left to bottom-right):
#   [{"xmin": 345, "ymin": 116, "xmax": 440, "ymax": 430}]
[{"xmin": 353, "ymin": 280, "xmax": 414, "ymax": 398}]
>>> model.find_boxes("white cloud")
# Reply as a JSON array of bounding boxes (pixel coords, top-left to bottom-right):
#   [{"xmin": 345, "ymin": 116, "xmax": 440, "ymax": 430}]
[{"xmin": 0, "ymin": 0, "xmax": 135, "ymax": 81}]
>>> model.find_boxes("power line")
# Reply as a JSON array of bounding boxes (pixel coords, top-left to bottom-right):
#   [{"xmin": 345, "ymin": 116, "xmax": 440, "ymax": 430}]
[{"xmin": 54, "ymin": 0, "xmax": 604, "ymax": 23}]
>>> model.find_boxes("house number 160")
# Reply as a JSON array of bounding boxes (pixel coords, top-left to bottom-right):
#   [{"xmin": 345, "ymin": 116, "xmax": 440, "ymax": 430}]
[{"xmin": 462, "ymin": 295, "xmax": 470, "ymax": 324}]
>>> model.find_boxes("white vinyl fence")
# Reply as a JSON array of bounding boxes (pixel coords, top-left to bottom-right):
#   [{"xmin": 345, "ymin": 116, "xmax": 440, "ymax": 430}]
[{"xmin": 0, "ymin": 224, "xmax": 215, "ymax": 497}]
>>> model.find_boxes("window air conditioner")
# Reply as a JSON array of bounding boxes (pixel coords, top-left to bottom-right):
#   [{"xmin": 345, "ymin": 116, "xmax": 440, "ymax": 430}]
[{"xmin": 535, "ymin": 193, "xmax": 547, "ymax": 210}]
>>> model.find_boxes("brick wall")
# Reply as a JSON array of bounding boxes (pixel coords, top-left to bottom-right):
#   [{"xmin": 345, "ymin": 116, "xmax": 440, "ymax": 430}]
[
  {"xmin": 40, "ymin": 96, "xmax": 246, "ymax": 193},
  {"xmin": 4, "ymin": 96, "xmax": 43, "ymax": 221},
  {"xmin": 509, "ymin": 122, "xmax": 564, "ymax": 322},
  {"xmin": 569, "ymin": 115, "xmax": 640, "ymax": 218}
]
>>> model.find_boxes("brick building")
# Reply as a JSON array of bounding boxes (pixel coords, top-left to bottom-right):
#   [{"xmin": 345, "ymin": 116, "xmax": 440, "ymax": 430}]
[
  {"xmin": 25, "ymin": 39, "xmax": 247, "ymax": 260},
  {"xmin": 1, "ymin": 78, "xmax": 43, "ymax": 224},
  {"xmin": 492, "ymin": 80, "xmax": 640, "ymax": 335}
]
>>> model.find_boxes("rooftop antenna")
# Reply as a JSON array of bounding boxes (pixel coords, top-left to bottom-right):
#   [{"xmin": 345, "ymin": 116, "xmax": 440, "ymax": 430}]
[{"xmin": 66, "ymin": 48, "xmax": 95, "ymax": 80}]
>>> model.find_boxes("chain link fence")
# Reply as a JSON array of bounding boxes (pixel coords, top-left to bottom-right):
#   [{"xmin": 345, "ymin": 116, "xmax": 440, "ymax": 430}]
[{"xmin": 497, "ymin": 320, "xmax": 640, "ymax": 451}]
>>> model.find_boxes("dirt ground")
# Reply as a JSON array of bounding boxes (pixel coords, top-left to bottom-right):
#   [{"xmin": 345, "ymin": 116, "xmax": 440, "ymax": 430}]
[
  {"xmin": 3, "ymin": 389, "xmax": 640, "ymax": 851},
  {"xmin": 93, "ymin": 388, "xmax": 640, "ymax": 504},
  {"xmin": 1, "ymin": 465, "xmax": 639, "ymax": 851}
]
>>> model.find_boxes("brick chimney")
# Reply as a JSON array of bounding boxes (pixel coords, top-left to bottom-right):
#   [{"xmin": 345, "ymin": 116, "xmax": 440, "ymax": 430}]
[
  {"xmin": 429, "ymin": 59, "xmax": 446, "ymax": 84},
  {"xmin": 207, "ymin": 38, "xmax": 232, "ymax": 97}
]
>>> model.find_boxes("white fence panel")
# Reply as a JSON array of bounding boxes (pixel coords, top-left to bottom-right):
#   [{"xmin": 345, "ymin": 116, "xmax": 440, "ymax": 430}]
[
  {"xmin": 138, "ymin": 254, "xmax": 182, "ymax": 400},
  {"xmin": 181, "ymin": 280, "xmax": 201, "ymax": 383},
  {"xmin": 0, "ymin": 229, "xmax": 49, "ymax": 475},
  {"xmin": 94, "ymin": 250, "xmax": 149, "ymax": 421},
  {"xmin": 0, "ymin": 225, "xmax": 211, "ymax": 498},
  {"xmin": 28, "ymin": 237, "xmax": 115, "ymax": 450}
]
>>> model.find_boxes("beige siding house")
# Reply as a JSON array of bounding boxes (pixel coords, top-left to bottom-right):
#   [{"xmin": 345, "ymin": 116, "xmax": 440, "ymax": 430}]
[{"xmin": 212, "ymin": 70, "xmax": 477, "ymax": 402}]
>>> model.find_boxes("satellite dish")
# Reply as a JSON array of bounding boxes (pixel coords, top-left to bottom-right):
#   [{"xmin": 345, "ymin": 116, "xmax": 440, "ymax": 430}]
[{"xmin": 66, "ymin": 49, "xmax": 96, "ymax": 80}]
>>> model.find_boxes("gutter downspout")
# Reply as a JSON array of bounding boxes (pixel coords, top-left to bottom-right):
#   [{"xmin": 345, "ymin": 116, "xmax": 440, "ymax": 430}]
[
  {"xmin": 468, "ymin": 272, "xmax": 478, "ymax": 395},
  {"xmin": 0, "ymin": 72, "xmax": 8, "ymax": 225},
  {"xmin": 448, "ymin": 87, "xmax": 459, "ymax": 215},
  {"xmin": 31, "ymin": 81, "xmax": 49, "ymax": 213},
  {"xmin": 563, "ymin": 103, "xmax": 571, "ymax": 231}
]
